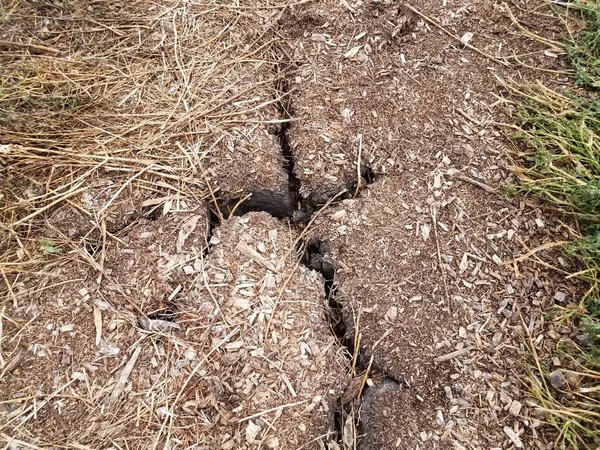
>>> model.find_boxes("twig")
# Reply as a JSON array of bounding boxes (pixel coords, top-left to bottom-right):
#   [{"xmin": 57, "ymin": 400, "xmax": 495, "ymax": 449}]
[
  {"xmin": 503, "ymin": 2, "xmax": 565, "ymax": 52},
  {"xmin": 434, "ymin": 346, "xmax": 473, "ymax": 362},
  {"xmin": 405, "ymin": 4, "xmax": 509, "ymax": 66},
  {"xmin": 509, "ymin": 239, "xmax": 568, "ymax": 264},
  {"xmin": 109, "ymin": 344, "xmax": 142, "ymax": 405},
  {"xmin": 236, "ymin": 241, "xmax": 278, "ymax": 272},
  {"xmin": 228, "ymin": 193, "xmax": 252, "ymax": 216},
  {"xmin": 432, "ymin": 209, "xmax": 451, "ymax": 306},
  {"xmin": 357, "ymin": 355, "xmax": 374, "ymax": 398},
  {"xmin": 0, "ymin": 40, "xmax": 60, "ymax": 55},
  {"xmin": 456, "ymin": 174, "xmax": 497, "ymax": 194},
  {"xmin": 236, "ymin": 400, "xmax": 309, "ymax": 423},
  {"xmin": 354, "ymin": 133, "xmax": 363, "ymax": 197},
  {"xmin": 205, "ymin": 177, "xmax": 224, "ymax": 222},
  {"xmin": 0, "ymin": 349, "xmax": 24, "ymax": 380}
]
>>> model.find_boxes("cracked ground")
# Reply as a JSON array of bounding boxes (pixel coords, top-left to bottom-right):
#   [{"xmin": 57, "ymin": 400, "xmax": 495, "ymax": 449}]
[{"xmin": 0, "ymin": 0, "xmax": 573, "ymax": 449}]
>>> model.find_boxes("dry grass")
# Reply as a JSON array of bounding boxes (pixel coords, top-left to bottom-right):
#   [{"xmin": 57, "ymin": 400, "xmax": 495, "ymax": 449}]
[
  {"xmin": 501, "ymin": 2, "xmax": 600, "ymax": 447},
  {"xmin": 0, "ymin": 0, "xmax": 291, "ymax": 285}
]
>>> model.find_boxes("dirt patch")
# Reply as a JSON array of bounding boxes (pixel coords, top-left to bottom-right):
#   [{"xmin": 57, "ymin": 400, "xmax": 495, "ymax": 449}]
[
  {"xmin": 312, "ymin": 177, "xmax": 457, "ymax": 384},
  {"xmin": 272, "ymin": 1, "xmax": 570, "ymax": 446},
  {"xmin": 360, "ymin": 380, "xmax": 445, "ymax": 449},
  {"xmin": 0, "ymin": 0, "xmax": 580, "ymax": 449},
  {"xmin": 1, "ymin": 211, "xmax": 347, "ymax": 448},
  {"xmin": 177, "ymin": 212, "xmax": 347, "ymax": 448},
  {"xmin": 280, "ymin": 0, "xmax": 564, "ymax": 202},
  {"xmin": 0, "ymin": 205, "xmax": 208, "ymax": 441}
]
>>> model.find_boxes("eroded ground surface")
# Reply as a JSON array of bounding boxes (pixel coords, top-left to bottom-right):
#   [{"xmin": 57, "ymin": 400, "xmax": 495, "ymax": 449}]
[{"xmin": 1, "ymin": 0, "xmax": 574, "ymax": 449}]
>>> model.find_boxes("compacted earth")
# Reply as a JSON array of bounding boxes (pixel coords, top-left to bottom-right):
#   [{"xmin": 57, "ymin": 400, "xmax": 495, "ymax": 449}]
[{"xmin": 1, "ymin": 0, "xmax": 573, "ymax": 449}]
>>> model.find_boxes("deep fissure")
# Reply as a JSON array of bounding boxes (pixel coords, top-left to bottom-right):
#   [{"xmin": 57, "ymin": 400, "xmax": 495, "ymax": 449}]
[
  {"xmin": 193, "ymin": 60, "xmax": 389, "ymax": 447},
  {"xmin": 62, "ymin": 53, "xmax": 388, "ymax": 449},
  {"xmin": 301, "ymin": 240, "xmax": 352, "ymax": 356},
  {"xmin": 88, "ymin": 59, "xmax": 385, "ymax": 446}
]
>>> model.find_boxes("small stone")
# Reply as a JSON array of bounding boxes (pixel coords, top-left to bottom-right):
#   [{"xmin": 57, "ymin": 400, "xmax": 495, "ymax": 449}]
[
  {"xmin": 222, "ymin": 440, "xmax": 235, "ymax": 450},
  {"xmin": 549, "ymin": 369, "xmax": 567, "ymax": 389},
  {"xmin": 554, "ymin": 291, "xmax": 567, "ymax": 303}
]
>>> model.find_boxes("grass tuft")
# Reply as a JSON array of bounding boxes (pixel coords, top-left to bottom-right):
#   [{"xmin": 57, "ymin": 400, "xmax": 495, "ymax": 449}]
[
  {"xmin": 505, "ymin": 1, "xmax": 600, "ymax": 448},
  {"xmin": 566, "ymin": 1, "xmax": 600, "ymax": 88}
]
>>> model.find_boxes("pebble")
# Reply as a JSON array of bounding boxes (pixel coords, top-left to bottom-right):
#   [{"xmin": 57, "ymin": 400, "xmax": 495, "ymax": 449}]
[{"xmin": 549, "ymin": 369, "xmax": 567, "ymax": 389}]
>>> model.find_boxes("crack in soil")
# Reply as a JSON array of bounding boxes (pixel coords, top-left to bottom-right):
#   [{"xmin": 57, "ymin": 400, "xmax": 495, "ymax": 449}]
[
  {"xmin": 200, "ymin": 59, "xmax": 398, "ymax": 448},
  {"xmin": 42, "ymin": 48, "xmax": 389, "ymax": 448},
  {"xmin": 302, "ymin": 238, "xmax": 403, "ymax": 447}
]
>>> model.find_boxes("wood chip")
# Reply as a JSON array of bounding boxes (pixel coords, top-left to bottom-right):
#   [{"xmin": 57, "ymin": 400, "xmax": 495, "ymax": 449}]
[
  {"xmin": 509, "ymin": 400, "xmax": 522, "ymax": 416},
  {"xmin": 177, "ymin": 214, "xmax": 203, "ymax": 252},
  {"xmin": 236, "ymin": 241, "xmax": 277, "ymax": 272},
  {"xmin": 93, "ymin": 306, "xmax": 102, "ymax": 346},
  {"xmin": 434, "ymin": 346, "xmax": 473, "ymax": 362},
  {"xmin": 0, "ymin": 349, "xmax": 24, "ymax": 377},
  {"xmin": 460, "ymin": 32, "xmax": 474, "ymax": 45},
  {"xmin": 503, "ymin": 426, "xmax": 523, "ymax": 448},
  {"xmin": 245, "ymin": 420, "xmax": 261, "ymax": 444},
  {"xmin": 109, "ymin": 345, "xmax": 142, "ymax": 406}
]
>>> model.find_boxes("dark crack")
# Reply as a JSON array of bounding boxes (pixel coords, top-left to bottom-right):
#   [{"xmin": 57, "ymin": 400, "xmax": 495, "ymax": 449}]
[
  {"xmin": 301, "ymin": 237, "xmax": 403, "ymax": 448},
  {"xmin": 302, "ymin": 240, "xmax": 352, "ymax": 357},
  {"xmin": 276, "ymin": 62, "xmax": 303, "ymax": 209},
  {"xmin": 200, "ymin": 58, "xmax": 385, "ymax": 449}
]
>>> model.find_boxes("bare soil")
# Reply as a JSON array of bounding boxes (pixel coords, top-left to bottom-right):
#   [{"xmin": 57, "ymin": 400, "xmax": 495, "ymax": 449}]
[
  {"xmin": 2, "ymin": 211, "xmax": 345, "ymax": 448},
  {"xmin": 0, "ymin": 0, "xmax": 577, "ymax": 449}
]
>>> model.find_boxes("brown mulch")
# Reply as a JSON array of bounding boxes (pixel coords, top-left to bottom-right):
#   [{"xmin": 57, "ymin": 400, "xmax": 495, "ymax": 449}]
[
  {"xmin": 1, "ymin": 211, "xmax": 347, "ymax": 448},
  {"xmin": 0, "ymin": 0, "xmax": 578, "ymax": 449}
]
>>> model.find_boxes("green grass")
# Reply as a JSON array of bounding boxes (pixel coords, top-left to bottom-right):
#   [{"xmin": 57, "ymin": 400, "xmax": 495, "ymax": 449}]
[
  {"xmin": 567, "ymin": 1, "xmax": 600, "ymax": 89},
  {"xmin": 506, "ymin": 1, "xmax": 600, "ymax": 448}
]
